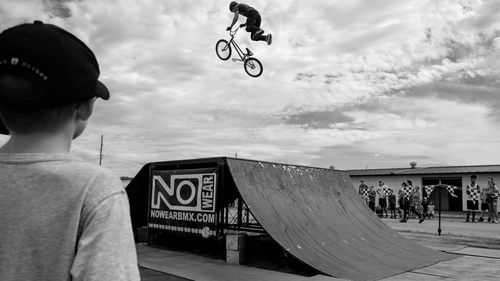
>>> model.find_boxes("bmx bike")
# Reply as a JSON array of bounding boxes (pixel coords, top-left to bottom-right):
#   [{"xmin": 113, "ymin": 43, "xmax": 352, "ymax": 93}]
[{"xmin": 215, "ymin": 26, "xmax": 263, "ymax": 78}]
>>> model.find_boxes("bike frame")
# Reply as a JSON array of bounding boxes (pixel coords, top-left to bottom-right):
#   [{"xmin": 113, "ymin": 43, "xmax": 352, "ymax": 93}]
[{"xmin": 225, "ymin": 27, "xmax": 251, "ymax": 62}]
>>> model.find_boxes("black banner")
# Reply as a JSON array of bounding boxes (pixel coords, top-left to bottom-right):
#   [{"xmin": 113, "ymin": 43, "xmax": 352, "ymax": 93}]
[{"xmin": 148, "ymin": 168, "xmax": 217, "ymax": 238}]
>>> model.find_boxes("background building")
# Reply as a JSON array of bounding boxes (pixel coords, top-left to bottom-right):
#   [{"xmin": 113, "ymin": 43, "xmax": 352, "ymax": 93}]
[{"xmin": 347, "ymin": 163, "xmax": 500, "ymax": 211}]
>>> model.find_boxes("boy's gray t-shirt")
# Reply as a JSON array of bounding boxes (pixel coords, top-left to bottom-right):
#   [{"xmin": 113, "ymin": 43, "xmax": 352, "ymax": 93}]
[{"xmin": 0, "ymin": 153, "xmax": 140, "ymax": 281}]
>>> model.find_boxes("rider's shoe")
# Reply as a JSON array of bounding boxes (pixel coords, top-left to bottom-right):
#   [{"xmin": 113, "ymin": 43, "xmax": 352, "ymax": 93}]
[
  {"xmin": 266, "ymin": 34, "xmax": 272, "ymax": 45},
  {"xmin": 251, "ymin": 29, "xmax": 264, "ymax": 40}
]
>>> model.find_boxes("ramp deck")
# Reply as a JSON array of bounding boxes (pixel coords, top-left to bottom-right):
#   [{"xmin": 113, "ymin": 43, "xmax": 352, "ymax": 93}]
[{"xmin": 226, "ymin": 159, "xmax": 455, "ymax": 281}]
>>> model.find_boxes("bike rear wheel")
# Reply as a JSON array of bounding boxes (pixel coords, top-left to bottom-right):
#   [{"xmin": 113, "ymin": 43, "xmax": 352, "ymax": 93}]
[
  {"xmin": 216, "ymin": 39, "xmax": 232, "ymax": 61},
  {"xmin": 244, "ymin": 57, "xmax": 263, "ymax": 77}
]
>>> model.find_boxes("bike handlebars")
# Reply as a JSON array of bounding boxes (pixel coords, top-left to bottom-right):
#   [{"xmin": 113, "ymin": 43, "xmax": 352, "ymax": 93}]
[
  {"xmin": 230, "ymin": 27, "xmax": 239, "ymax": 36},
  {"xmin": 228, "ymin": 26, "xmax": 241, "ymax": 36}
]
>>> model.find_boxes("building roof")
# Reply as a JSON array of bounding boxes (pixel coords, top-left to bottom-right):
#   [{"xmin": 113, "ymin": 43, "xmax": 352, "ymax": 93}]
[{"xmin": 347, "ymin": 164, "xmax": 500, "ymax": 177}]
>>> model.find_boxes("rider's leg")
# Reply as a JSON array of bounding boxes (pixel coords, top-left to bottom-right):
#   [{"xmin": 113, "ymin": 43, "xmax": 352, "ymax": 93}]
[
  {"xmin": 255, "ymin": 16, "xmax": 271, "ymax": 45},
  {"xmin": 246, "ymin": 15, "xmax": 267, "ymax": 41},
  {"xmin": 246, "ymin": 19, "xmax": 261, "ymax": 38},
  {"xmin": 251, "ymin": 31, "xmax": 267, "ymax": 41}
]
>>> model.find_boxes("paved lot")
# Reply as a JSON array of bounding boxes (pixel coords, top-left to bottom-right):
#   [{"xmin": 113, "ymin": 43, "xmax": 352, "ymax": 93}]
[
  {"xmin": 382, "ymin": 216, "xmax": 500, "ymax": 250},
  {"xmin": 137, "ymin": 216, "xmax": 500, "ymax": 280},
  {"xmin": 381, "ymin": 255, "xmax": 500, "ymax": 281},
  {"xmin": 383, "ymin": 216, "xmax": 500, "ymax": 238},
  {"xmin": 140, "ymin": 266, "xmax": 192, "ymax": 281},
  {"xmin": 137, "ymin": 244, "xmax": 345, "ymax": 281}
]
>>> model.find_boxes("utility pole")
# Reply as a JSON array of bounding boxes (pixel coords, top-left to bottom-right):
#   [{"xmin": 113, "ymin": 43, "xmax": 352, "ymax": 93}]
[{"xmin": 99, "ymin": 134, "xmax": 103, "ymax": 166}]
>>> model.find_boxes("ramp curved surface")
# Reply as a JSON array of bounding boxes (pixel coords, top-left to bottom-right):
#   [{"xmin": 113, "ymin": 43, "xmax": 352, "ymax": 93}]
[{"xmin": 226, "ymin": 158, "xmax": 455, "ymax": 281}]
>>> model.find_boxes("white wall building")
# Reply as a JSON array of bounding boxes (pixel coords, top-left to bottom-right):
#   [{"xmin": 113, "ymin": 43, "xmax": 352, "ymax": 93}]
[{"xmin": 347, "ymin": 164, "xmax": 500, "ymax": 211}]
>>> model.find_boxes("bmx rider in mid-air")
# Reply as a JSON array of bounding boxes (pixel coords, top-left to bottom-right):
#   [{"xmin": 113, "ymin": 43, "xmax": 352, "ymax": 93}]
[{"xmin": 226, "ymin": 1, "xmax": 272, "ymax": 45}]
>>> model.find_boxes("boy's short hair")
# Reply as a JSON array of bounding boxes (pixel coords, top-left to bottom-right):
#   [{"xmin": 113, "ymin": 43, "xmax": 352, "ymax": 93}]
[
  {"xmin": 471, "ymin": 175, "xmax": 477, "ymax": 179},
  {"xmin": 0, "ymin": 20, "xmax": 110, "ymax": 134},
  {"xmin": 0, "ymin": 75, "xmax": 78, "ymax": 134}
]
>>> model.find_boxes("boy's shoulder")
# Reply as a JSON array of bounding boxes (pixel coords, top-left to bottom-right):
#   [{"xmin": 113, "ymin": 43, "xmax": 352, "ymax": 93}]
[
  {"xmin": 53, "ymin": 157, "xmax": 124, "ymax": 195},
  {"xmin": 42, "ymin": 156, "xmax": 126, "ymax": 211},
  {"xmin": 1, "ymin": 153, "xmax": 124, "ymax": 199}
]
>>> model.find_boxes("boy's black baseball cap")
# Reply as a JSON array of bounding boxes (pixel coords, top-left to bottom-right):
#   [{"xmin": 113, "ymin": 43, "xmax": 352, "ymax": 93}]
[{"xmin": 0, "ymin": 20, "xmax": 110, "ymax": 135}]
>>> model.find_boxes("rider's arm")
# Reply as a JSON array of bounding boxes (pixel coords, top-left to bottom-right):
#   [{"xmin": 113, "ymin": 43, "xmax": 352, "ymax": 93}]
[{"xmin": 229, "ymin": 10, "xmax": 240, "ymax": 29}]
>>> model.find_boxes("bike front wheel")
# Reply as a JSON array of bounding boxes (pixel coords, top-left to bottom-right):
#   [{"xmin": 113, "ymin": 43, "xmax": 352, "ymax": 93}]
[
  {"xmin": 215, "ymin": 39, "xmax": 232, "ymax": 61},
  {"xmin": 244, "ymin": 57, "xmax": 263, "ymax": 77}
]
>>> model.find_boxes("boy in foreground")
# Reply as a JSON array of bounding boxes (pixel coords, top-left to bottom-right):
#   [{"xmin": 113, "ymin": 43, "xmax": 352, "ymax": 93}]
[{"xmin": 0, "ymin": 21, "xmax": 139, "ymax": 281}]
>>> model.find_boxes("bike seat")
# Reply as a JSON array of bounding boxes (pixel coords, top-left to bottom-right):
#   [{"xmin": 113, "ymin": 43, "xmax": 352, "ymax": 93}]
[{"xmin": 246, "ymin": 48, "xmax": 253, "ymax": 56}]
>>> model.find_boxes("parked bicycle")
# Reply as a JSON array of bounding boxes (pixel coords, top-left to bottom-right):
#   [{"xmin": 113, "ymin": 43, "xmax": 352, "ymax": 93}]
[{"xmin": 215, "ymin": 26, "xmax": 263, "ymax": 78}]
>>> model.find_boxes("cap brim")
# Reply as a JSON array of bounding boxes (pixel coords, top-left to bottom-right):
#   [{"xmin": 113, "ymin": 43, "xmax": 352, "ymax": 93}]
[{"xmin": 96, "ymin": 80, "xmax": 110, "ymax": 100}]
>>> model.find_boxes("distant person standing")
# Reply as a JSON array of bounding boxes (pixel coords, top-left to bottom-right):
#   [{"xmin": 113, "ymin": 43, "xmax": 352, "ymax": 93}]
[
  {"xmin": 421, "ymin": 196, "xmax": 429, "ymax": 219},
  {"xmin": 376, "ymin": 181, "xmax": 389, "ymax": 218},
  {"xmin": 427, "ymin": 200, "xmax": 435, "ymax": 219},
  {"xmin": 359, "ymin": 179, "xmax": 369, "ymax": 204},
  {"xmin": 368, "ymin": 185, "xmax": 377, "ymax": 212},
  {"xmin": 399, "ymin": 182, "xmax": 411, "ymax": 222},
  {"xmin": 484, "ymin": 178, "xmax": 499, "ymax": 223},
  {"xmin": 465, "ymin": 175, "xmax": 481, "ymax": 222},
  {"xmin": 388, "ymin": 189, "xmax": 397, "ymax": 218},
  {"xmin": 478, "ymin": 183, "xmax": 491, "ymax": 222},
  {"xmin": 409, "ymin": 186, "xmax": 425, "ymax": 223},
  {"xmin": 406, "ymin": 180, "xmax": 415, "ymax": 219}
]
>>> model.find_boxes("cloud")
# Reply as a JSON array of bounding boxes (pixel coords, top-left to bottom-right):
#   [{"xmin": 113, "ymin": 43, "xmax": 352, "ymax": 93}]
[
  {"xmin": 1, "ymin": 0, "xmax": 500, "ymax": 177},
  {"xmin": 308, "ymin": 94, "xmax": 500, "ymax": 169},
  {"xmin": 284, "ymin": 110, "xmax": 355, "ymax": 129}
]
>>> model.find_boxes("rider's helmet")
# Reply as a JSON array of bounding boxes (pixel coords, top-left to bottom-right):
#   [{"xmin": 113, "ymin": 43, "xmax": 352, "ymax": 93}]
[{"xmin": 229, "ymin": 1, "xmax": 238, "ymax": 12}]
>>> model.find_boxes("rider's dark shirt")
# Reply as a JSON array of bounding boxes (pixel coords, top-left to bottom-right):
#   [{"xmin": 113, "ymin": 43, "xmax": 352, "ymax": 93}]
[{"xmin": 235, "ymin": 3, "xmax": 259, "ymax": 17}]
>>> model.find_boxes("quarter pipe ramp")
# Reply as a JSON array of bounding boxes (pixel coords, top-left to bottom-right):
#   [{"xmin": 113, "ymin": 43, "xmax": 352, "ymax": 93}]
[
  {"xmin": 225, "ymin": 158, "xmax": 455, "ymax": 281},
  {"xmin": 126, "ymin": 157, "xmax": 455, "ymax": 281}
]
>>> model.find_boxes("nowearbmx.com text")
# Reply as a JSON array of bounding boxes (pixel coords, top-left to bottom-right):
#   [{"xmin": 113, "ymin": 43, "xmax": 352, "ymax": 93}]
[{"xmin": 150, "ymin": 209, "xmax": 215, "ymax": 223}]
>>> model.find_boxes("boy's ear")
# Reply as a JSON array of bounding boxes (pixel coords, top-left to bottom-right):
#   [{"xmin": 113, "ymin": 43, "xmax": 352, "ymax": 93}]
[{"xmin": 76, "ymin": 98, "xmax": 96, "ymax": 121}]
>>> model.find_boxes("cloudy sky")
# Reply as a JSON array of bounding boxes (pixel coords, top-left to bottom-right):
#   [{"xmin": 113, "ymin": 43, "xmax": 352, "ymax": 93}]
[{"xmin": 1, "ymin": 0, "xmax": 500, "ymax": 177}]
